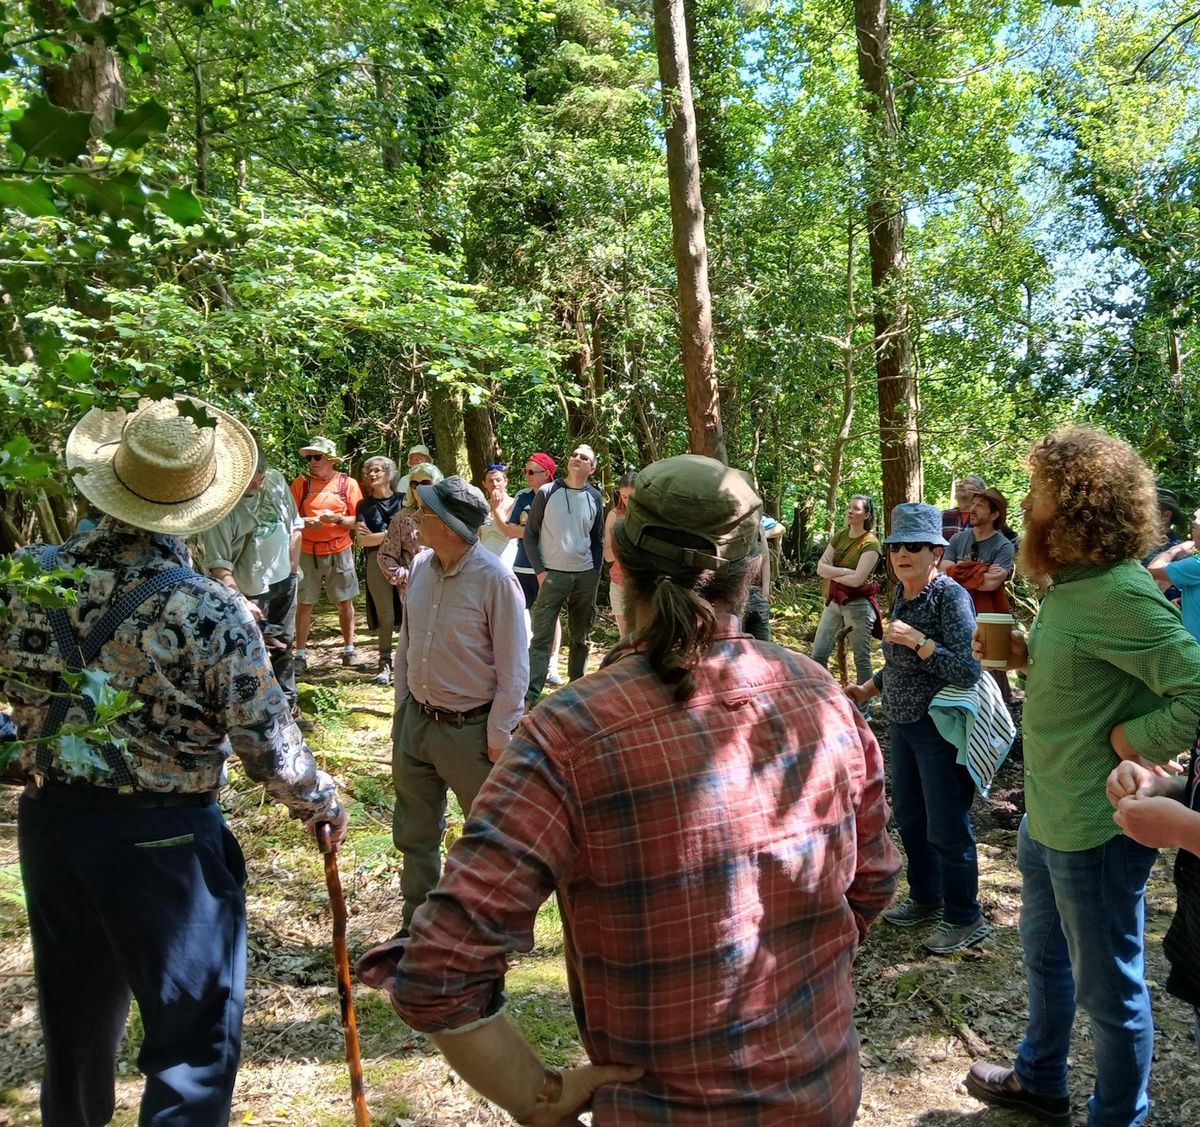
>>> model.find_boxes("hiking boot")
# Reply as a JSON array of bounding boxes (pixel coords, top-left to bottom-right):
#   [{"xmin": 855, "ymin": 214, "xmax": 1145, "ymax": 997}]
[
  {"xmin": 374, "ymin": 660, "xmax": 392, "ymax": 686},
  {"xmin": 923, "ymin": 917, "xmax": 991, "ymax": 954},
  {"xmin": 341, "ymin": 645, "xmax": 356, "ymax": 668},
  {"xmin": 964, "ymin": 1063, "xmax": 1070, "ymax": 1125},
  {"xmin": 290, "ymin": 704, "xmax": 314, "ymax": 733},
  {"xmin": 882, "ymin": 897, "xmax": 943, "ymax": 928},
  {"xmin": 294, "ymin": 648, "xmax": 308, "ymax": 672}
]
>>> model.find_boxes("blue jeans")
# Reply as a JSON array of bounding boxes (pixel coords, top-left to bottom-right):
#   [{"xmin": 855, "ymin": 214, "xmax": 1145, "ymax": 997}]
[
  {"xmin": 888, "ymin": 714, "xmax": 980, "ymax": 925},
  {"xmin": 1014, "ymin": 816, "xmax": 1158, "ymax": 1126}
]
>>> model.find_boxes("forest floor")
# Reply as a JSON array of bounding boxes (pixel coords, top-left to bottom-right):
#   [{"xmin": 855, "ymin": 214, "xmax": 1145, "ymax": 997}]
[{"xmin": 1, "ymin": 581, "xmax": 1198, "ymax": 1126}]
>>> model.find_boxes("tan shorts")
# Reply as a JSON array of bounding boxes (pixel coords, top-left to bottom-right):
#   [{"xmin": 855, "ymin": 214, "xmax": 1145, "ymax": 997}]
[{"xmin": 298, "ymin": 547, "xmax": 359, "ymax": 605}]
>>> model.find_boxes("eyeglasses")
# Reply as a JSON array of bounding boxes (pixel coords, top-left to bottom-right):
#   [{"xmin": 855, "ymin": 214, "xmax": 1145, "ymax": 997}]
[
  {"xmin": 524, "ymin": 467, "xmax": 545, "ymax": 476},
  {"xmin": 887, "ymin": 542, "xmax": 933, "ymax": 554},
  {"xmin": 304, "ymin": 454, "xmax": 325, "ymax": 462}
]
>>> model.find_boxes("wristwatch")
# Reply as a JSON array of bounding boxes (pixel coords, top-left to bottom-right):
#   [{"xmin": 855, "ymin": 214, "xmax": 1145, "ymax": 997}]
[{"xmin": 914, "ymin": 634, "xmax": 930, "ymax": 653}]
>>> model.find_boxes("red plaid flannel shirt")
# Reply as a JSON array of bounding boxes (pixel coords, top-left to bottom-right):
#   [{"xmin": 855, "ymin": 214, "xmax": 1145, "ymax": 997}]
[{"xmin": 373, "ymin": 621, "xmax": 899, "ymax": 1124}]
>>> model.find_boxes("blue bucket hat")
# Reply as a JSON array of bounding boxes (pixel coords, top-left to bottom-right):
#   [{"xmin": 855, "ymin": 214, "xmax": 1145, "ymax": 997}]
[{"xmin": 883, "ymin": 502, "xmax": 949, "ymax": 547}]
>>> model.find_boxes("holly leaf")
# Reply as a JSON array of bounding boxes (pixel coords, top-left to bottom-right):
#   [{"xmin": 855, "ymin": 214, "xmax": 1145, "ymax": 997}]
[
  {"xmin": 0, "ymin": 176, "xmax": 58, "ymax": 217},
  {"xmin": 153, "ymin": 185, "xmax": 204, "ymax": 225},
  {"xmin": 60, "ymin": 171, "xmax": 148, "ymax": 221},
  {"xmin": 104, "ymin": 99, "xmax": 169, "ymax": 151},
  {"xmin": 177, "ymin": 400, "xmax": 218, "ymax": 429},
  {"xmin": 11, "ymin": 95, "xmax": 92, "ymax": 164},
  {"xmin": 54, "ymin": 733, "xmax": 110, "ymax": 777}
]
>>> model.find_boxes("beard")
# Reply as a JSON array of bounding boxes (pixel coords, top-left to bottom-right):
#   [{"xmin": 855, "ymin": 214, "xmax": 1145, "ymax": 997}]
[{"xmin": 1017, "ymin": 510, "xmax": 1061, "ymax": 579}]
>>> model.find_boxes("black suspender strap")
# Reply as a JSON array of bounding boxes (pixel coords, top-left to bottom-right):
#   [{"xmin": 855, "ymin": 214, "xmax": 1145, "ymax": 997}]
[{"xmin": 36, "ymin": 544, "xmax": 203, "ymax": 787}]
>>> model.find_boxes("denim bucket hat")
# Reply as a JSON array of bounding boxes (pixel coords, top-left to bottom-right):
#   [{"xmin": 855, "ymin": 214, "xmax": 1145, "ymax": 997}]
[{"xmin": 883, "ymin": 502, "xmax": 949, "ymax": 547}]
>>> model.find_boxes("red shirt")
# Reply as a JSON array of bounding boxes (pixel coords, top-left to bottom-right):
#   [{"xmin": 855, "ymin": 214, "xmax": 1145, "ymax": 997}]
[
  {"xmin": 362, "ymin": 620, "xmax": 900, "ymax": 1124},
  {"xmin": 290, "ymin": 472, "xmax": 363, "ymax": 556}
]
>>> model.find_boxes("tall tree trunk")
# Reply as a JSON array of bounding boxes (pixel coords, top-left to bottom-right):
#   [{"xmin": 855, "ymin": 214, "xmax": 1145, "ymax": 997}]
[
  {"xmin": 372, "ymin": 60, "xmax": 404, "ymax": 174},
  {"xmin": 854, "ymin": 0, "xmax": 921, "ymax": 530},
  {"xmin": 428, "ymin": 382, "xmax": 469, "ymax": 479},
  {"xmin": 653, "ymin": 0, "xmax": 725, "ymax": 463},
  {"xmin": 825, "ymin": 212, "xmax": 858, "ymax": 537},
  {"xmin": 34, "ymin": 0, "xmax": 124, "ymax": 134},
  {"xmin": 464, "ymin": 401, "xmax": 499, "ymax": 485}
]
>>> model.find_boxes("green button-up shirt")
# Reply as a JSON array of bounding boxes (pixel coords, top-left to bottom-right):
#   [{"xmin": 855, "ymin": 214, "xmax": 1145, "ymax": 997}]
[{"xmin": 1024, "ymin": 559, "xmax": 1200, "ymax": 851}]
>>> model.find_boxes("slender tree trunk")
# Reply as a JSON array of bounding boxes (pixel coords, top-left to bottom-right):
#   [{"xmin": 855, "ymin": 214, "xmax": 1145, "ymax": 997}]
[
  {"xmin": 653, "ymin": 0, "xmax": 725, "ymax": 463},
  {"xmin": 826, "ymin": 213, "xmax": 858, "ymax": 537},
  {"xmin": 34, "ymin": 0, "xmax": 124, "ymax": 134},
  {"xmin": 373, "ymin": 60, "xmax": 404, "ymax": 174},
  {"xmin": 854, "ymin": 0, "xmax": 921, "ymax": 528}
]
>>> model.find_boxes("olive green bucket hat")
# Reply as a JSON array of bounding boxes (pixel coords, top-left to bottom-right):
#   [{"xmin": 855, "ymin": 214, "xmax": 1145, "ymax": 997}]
[{"xmin": 617, "ymin": 454, "xmax": 762, "ymax": 572}]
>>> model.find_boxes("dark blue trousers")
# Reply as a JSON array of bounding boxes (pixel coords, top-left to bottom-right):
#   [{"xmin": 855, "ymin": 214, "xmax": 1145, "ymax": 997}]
[
  {"xmin": 888, "ymin": 713, "xmax": 981, "ymax": 926},
  {"xmin": 18, "ymin": 797, "xmax": 247, "ymax": 1127}
]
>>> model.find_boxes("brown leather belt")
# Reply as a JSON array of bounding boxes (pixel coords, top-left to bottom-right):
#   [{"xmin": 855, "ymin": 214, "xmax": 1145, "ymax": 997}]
[
  {"xmin": 414, "ymin": 699, "xmax": 491, "ymax": 727},
  {"xmin": 23, "ymin": 781, "xmax": 219, "ymax": 810}
]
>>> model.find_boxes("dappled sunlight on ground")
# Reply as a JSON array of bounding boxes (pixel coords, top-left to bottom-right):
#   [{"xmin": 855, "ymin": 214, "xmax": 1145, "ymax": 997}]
[{"xmin": 1, "ymin": 590, "xmax": 1197, "ymax": 1124}]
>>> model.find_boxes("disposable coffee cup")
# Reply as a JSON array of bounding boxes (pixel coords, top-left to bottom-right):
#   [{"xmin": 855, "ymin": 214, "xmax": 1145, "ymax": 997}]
[{"xmin": 977, "ymin": 612, "xmax": 1015, "ymax": 669}]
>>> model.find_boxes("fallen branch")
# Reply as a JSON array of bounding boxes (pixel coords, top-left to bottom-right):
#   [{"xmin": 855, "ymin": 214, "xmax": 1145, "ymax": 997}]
[{"xmin": 918, "ymin": 986, "xmax": 989, "ymax": 1058}]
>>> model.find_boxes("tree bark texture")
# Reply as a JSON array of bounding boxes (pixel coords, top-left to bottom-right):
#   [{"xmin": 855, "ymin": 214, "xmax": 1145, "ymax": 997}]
[
  {"xmin": 653, "ymin": 0, "xmax": 726, "ymax": 463},
  {"xmin": 464, "ymin": 401, "xmax": 499, "ymax": 486},
  {"xmin": 34, "ymin": 0, "xmax": 124, "ymax": 134},
  {"xmin": 825, "ymin": 212, "xmax": 858, "ymax": 537},
  {"xmin": 428, "ymin": 380, "xmax": 469, "ymax": 480},
  {"xmin": 854, "ymin": 0, "xmax": 922, "ymax": 530}
]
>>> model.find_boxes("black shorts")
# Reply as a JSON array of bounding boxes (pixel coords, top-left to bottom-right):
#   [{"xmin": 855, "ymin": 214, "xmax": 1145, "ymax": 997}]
[{"xmin": 516, "ymin": 569, "xmax": 539, "ymax": 610}]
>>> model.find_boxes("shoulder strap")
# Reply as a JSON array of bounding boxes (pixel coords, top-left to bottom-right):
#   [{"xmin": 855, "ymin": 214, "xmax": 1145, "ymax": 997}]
[
  {"xmin": 338, "ymin": 472, "xmax": 348, "ymax": 503},
  {"xmin": 301, "ymin": 475, "xmax": 312, "ymax": 508},
  {"xmin": 37, "ymin": 551, "xmax": 204, "ymax": 786}
]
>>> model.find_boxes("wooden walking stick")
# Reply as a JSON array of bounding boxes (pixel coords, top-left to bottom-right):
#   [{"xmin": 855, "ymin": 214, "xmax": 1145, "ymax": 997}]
[
  {"xmin": 835, "ymin": 624, "xmax": 852, "ymax": 688},
  {"xmin": 317, "ymin": 823, "xmax": 370, "ymax": 1127}
]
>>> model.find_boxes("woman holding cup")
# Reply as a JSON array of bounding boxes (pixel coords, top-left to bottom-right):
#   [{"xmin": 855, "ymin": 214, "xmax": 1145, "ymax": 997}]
[{"xmin": 846, "ymin": 502, "xmax": 987, "ymax": 954}]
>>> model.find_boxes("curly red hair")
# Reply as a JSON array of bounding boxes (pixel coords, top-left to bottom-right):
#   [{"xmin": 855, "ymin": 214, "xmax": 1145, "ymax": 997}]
[{"xmin": 1025, "ymin": 427, "xmax": 1158, "ymax": 568}]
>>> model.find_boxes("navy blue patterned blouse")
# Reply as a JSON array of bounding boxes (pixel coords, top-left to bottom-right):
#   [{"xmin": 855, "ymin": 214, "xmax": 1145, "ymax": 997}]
[{"xmin": 872, "ymin": 572, "xmax": 981, "ymax": 723}]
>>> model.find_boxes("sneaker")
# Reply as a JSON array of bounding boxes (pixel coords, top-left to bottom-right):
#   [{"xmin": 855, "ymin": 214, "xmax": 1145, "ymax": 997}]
[
  {"xmin": 341, "ymin": 645, "xmax": 356, "ymax": 668},
  {"xmin": 964, "ymin": 1062, "xmax": 1070, "ymax": 1125},
  {"xmin": 374, "ymin": 662, "xmax": 392, "ymax": 686},
  {"xmin": 881, "ymin": 897, "xmax": 943, "ymax": 928},
  {"xmin": 294, "ymin": 648, "xmax": 308, "ymax": 671},
  {"xmin": 923, "ymin": 917, "xmax": 991, "ymax": 954},
  {"xmin": 545, "ymin": 669, "xmax": 564, "ymax": 686}
]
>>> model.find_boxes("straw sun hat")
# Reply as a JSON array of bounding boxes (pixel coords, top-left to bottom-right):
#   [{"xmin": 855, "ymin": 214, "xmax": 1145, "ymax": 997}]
[{"xmin": 66, "ymin": 397, "xmax": 256, "ymax": 536}]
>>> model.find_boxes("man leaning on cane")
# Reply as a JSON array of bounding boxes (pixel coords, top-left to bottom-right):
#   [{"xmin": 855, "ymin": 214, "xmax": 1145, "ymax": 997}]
[{"xmin": 0, "ymin": 397, "xmax": 347, "ymax": 1127}]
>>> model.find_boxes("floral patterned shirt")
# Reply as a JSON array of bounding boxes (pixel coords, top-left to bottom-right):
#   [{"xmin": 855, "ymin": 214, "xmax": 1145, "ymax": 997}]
[{"xmin": 0, "ymin": 517, "xmax": 340, "ymax": 823}]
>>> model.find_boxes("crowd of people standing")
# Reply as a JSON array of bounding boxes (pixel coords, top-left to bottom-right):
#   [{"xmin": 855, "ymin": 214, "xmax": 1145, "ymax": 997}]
[{"xmin": 3, "ymin": 401, "xmax": 1200, "ymax": 1126}]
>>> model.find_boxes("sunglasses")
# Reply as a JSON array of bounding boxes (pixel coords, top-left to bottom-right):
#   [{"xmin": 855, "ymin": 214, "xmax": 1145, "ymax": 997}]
[
  {"xmin": 887, "ymin": 542, "xmax": 934, "ymax": 554},
  {"xmin": 525, "ymin": 467, "xmax": 545, "ymax": 475},
  {"xmin": 304, "ymin": 454, "xmax": 325, "ymax": 462}
]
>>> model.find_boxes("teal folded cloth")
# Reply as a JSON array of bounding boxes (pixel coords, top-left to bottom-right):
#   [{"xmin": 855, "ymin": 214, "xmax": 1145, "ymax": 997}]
[{"xmin": 929, "ymin": 674, "xmax": 1016, "ymax": 796}]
